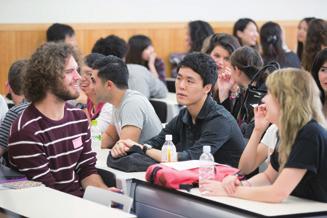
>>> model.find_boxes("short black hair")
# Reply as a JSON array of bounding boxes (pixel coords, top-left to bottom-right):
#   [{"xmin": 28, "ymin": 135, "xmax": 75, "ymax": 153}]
[
  {"xmin": 177, "ymin": 52, "xmax": 217, "ymax": 87},
  {"xmin": 93, "ymin": 55, "xmax": 129, "ymax": 89},
  {"xmin": 84, "ymin": 53, "xmax": 106, "ymax": 68},
  {"xmin": 8, "ymin": 59, "xmax": 28, "ymax": 95},
  {"xmin": 92, "ymin": 35, "xmax": 128, "ymax": 58},
  {"xmin": 46, "ymin": 23, "xmax": 75, "ymax": 42}
]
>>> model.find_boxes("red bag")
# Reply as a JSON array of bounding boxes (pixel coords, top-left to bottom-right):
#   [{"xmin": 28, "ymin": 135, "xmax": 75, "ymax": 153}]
[{"xmin": 146, "ymin": 163, "xmax": 240, "ymax": 190}]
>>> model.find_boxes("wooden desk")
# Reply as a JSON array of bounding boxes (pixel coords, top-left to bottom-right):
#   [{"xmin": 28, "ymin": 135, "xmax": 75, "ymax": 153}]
[
  {"xmin": 0, "ymin": 186, "xmax": 136, "ymax": 218},
  {"xmin": 131, "ymin": 179, "xmax": 327, "ymax": 218}
]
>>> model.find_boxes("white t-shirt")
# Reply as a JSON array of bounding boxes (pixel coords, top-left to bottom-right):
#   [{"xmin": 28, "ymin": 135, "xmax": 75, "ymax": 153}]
[
  {"xmin": 90, "ymin": 103, "xmax": 113, "ymax": 140},
  {"xmin": 261, "ymin": 124, "xmax": 278, "ymax": 150},
  {"xmin": 0, "ymin": 95, "xmax": 8, "ymax": 124}
]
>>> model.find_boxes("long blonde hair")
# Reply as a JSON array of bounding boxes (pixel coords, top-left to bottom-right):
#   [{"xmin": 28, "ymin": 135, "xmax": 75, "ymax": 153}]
[{"xmin": 266, "ymin": 68, "xmax": 326, "ymax": 169}]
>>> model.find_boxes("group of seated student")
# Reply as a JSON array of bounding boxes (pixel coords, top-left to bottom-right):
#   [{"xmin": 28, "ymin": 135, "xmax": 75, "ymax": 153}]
[
  {"xmin": 2, "ymin": 19, "xmax": 327, "ymax": 206},
  {"xmin": 201, "ymin": 68, "xmax": 327, "ymax": 203},
  {"xmin": 201, "ymin": 33, "xmax": 241, "ymax": 109},
  {"xmin": 237, "ymin": 49, "xmax": 327, "ymax": 177},
  {"xmin": 210, "ymin": 45, "xmax": 265, "ymax": 138},
  {"xmin": 112, "ymin": 52, "xmax": 245, "ymax": 168},
  {"xmin": 89, "ymin": 54, "xmax": 163, "ymax": 149},
  {"xmin": 91, "ymin": 34, "xmax": 168, "ymax": 99}
]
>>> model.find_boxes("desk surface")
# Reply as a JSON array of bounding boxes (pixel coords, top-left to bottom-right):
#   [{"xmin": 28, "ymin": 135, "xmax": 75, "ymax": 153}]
[
  {"xmin": 0, "ymin": 186, "xmax": 135, "ymax": 218},
  {"xmin": 189, "ymin": 188, "xmax": 327, "ymax": 217},
  {"xmin": 132, "ymin": 179, "xmax": 327, "ymax": 218}
]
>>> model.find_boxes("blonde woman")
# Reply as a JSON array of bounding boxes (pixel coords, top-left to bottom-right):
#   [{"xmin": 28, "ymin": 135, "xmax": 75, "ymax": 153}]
[
  {"xmin": 237, "ymin": 108, "xmax": 278, "ymax": 175},
  {"xmin": 201, "ymin": 68, "xmax": 327, "ymax": 203}
]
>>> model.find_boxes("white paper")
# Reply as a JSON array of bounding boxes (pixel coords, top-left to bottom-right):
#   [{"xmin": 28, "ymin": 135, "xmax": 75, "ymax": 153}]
[{"xmin": 161, "ymin": 160, "xmax": 215, "ymax": 171}]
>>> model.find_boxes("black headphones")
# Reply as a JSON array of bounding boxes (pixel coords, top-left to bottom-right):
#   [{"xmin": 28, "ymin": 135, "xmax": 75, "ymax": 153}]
[{"xmin": 239, "ymin": 61, "xmax": 280, "ymax": 123}]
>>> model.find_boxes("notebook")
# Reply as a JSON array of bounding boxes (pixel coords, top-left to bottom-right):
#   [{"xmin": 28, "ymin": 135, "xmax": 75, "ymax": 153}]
[{"xmin": 0, "ymin": 165, "xmax": 43, "ymax": 189}]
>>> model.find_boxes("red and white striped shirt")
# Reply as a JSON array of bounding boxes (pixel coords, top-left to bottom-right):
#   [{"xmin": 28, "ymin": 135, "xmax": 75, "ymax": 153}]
[{"xmin": 8, "ymin": 103, "xmax": 97, "ymax": 197}]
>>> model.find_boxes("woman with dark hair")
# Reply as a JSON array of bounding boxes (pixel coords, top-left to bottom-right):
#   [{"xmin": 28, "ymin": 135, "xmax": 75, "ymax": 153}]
[
  {"xmin": 125, "ymin": 35, "xmax": 166, "ymax": 81},
  {"xmin": 296, "ymin": 17, "xmax": 315, "ymax": 60},
  {"xmin": 233, "ymin": 18, "xmax": 259, "ymax": 49},
  {"xmin": 187, "ymin": 20, "xmax": 214, "ymax": 52},
  {"xmin": 302, "ymin": 18, "xmax": 327, "ymax": 71},
  {"xmin": 201, "ymin": 33, "xmax": 240, "ymax": 110},
  {"xmin": 170, "ymin": 20, "xmax": 214, "ymax": 77},
  {"xmin": 230, "ymin": 46, "xmax": 270, "ymax": 138},
  {"xmin": 311, "ymin": 48, "xmax": 327, "ymax": 116},
  {"xmin": 260, "ymin": 21, "xmax": 300, "ymax": 68}
]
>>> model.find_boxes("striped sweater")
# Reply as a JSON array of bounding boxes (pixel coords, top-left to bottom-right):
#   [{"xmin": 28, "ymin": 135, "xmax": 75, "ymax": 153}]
[
  {"xmin": 0, "ymin": 100, "xmax": 30, "ymax": 150},
  {"xmin": 8, "ymin": 103, "xmax": 97, "ymax": 197}
]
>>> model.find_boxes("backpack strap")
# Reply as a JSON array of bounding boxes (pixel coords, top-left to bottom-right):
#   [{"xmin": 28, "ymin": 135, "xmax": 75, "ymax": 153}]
[
  {"xmin": 179, "ymin": 183, "xmax": 197, "ymax": 192},
  {"xmin": 148, "ymin": 166, "xmax": 162, "ymax": 184}
]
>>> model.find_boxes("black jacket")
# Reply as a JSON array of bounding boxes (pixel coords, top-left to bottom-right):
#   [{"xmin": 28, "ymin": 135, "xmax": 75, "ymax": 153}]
[{"xmin": 146, "ymin": 96, "xmax": 245, "ymax": 168}]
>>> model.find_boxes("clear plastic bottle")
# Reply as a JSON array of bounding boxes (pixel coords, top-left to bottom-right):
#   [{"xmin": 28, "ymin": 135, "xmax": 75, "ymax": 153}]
[
  {"xmin": 90, "ymin": 119, "xmax": 102, "ymax": 147},
  {"xmin": 161, "ymin": 135, "xmax": 177, "ymax": 162},
  {"xmin": 199, "ymin": 145, "xmax": 215, "ymax": 194}
]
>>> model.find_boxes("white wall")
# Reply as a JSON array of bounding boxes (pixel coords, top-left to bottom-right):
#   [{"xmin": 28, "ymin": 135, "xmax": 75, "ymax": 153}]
[{"xmin": 0, "ymin": 0, "xmax": 325, "ymax": 23}]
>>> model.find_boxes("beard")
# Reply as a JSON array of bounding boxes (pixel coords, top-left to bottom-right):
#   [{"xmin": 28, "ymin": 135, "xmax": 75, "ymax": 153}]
[{"xmin": 51, "ymin": 79, "xmax": 80, "ymax": 101}]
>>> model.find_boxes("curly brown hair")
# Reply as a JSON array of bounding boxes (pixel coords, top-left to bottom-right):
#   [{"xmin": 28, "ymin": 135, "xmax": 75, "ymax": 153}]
[
  {"xmin": 24, "ymin": 42, "xmax": 80, "ymax": 103},
  {"xmin": 302, "ymin": 19, "xmax": 327, "ymax": 71}
]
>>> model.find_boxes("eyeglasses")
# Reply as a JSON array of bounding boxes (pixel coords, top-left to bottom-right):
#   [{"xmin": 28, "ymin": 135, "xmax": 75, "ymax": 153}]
[
  {"xmin": 81, "ymin": 71, "xmax": 96, "ymax": 84},
  {"xmin": 90, "ymin": 76, "xmax": 96, "ymax": 84}
]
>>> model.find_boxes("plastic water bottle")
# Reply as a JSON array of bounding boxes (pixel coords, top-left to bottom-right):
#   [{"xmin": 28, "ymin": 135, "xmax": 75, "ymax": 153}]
[
  {"xmin": 199, "ymin": 146, "xmax": 215, "ymax": 194},
  {"xmin": 161, "ymin": 135, "xmax": 177, "ymax": 162},
  {"xmin": 90, "ymin": 119, "xmax": 101, "ymax": 147}
]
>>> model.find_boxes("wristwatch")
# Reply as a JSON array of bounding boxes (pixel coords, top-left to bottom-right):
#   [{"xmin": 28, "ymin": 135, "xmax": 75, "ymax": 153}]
[{"xmin": 142, "ymin": 144, "xmax": 153, "ymax": 154}]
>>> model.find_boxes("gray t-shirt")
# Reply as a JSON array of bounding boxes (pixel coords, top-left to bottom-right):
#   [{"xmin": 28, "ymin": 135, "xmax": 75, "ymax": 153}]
[
  {"xmin": 127, "ymin": 64, "xmax": 168, "ymax": 99},
  {"xmin": 112, "ymin": 90, "xmax": 162, "ymax": 144}
]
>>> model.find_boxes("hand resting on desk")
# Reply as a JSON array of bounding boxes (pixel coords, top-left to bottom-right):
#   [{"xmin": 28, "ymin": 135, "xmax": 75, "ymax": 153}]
[
  {"xmin": 111, "ymin": 139, "xmax": 141, "ymax": 158},
  {"xmin": 199, "ymin": 180, "xmax": 228, "ymax": 196}
]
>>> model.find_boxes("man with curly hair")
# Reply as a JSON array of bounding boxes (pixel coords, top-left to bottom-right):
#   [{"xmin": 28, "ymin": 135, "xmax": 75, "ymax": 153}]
[{"xmin": 8, "ymin": 42, "xmax": 116, "ymax": 197}]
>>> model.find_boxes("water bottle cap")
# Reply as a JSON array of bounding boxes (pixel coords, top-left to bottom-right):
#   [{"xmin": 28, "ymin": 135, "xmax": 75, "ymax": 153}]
[
  {"xmin": 165, "ymin": 134, "xmax": 172, "ymax": 141},
  {"xmin": 203, "ymin": 146, "xmax": 211, "ymax": 153}
]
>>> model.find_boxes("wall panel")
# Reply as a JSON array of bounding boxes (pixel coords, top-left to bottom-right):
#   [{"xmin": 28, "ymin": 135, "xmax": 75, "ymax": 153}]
[{"xmin": 0, "ymin": 21, "xmax": 298, "ymax": 94}]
